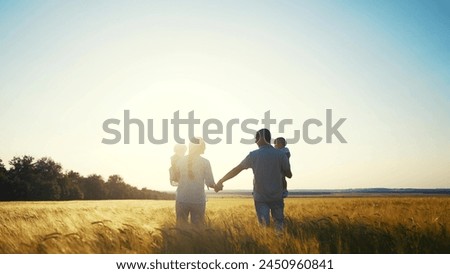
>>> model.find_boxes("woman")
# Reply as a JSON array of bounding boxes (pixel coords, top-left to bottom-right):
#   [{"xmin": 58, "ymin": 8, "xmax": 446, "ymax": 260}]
[{"xmin": 174, "ymin": 137, "xmax": 215, "ymax": 226}]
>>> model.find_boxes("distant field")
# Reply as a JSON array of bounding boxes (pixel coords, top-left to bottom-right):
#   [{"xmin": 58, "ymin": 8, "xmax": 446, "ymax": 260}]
[{"xmin": 0, "ymin": 196, "xmax": 448, "ymax": 253}]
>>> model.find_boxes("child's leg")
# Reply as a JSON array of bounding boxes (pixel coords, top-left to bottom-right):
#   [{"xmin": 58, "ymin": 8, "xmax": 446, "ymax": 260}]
[{"xmin": 282, "ymin": 177, "xmax": 288, "ymax": 198}]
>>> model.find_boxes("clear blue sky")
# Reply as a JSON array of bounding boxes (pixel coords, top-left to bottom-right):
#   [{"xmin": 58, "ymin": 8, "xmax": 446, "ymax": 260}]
[{"xmin": 0, "ymin": 1, "xmax": 449, "ymax": 190}]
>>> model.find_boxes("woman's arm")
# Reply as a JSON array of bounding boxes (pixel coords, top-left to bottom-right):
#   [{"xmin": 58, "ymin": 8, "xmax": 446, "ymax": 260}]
[{"xmin": 204, "ymin": 159, "xmax": 216, "ymax": 188}]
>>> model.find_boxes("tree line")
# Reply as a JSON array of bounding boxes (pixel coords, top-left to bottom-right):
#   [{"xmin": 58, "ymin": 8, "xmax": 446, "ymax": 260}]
[{"xmin": 0, "ymin": 156, "xmax": 174, "ymax": 201}]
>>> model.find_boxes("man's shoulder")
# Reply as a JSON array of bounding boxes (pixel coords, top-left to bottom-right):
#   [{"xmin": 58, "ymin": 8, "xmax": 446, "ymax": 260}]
[{"xmin": 249, "ymin": 145, "xmax": 271, "ymax": 154}]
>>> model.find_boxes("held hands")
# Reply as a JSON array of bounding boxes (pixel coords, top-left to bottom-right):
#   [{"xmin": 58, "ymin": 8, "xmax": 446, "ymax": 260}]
[{"xmin": 214, "ymin": 179, "xmax": 224, "ymax": 193}]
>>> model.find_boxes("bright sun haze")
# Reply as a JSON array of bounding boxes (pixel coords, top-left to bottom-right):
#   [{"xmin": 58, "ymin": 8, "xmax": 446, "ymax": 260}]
[{"xmin": 0, "ymin": 1, "xmax": 449, "ymax": 191}]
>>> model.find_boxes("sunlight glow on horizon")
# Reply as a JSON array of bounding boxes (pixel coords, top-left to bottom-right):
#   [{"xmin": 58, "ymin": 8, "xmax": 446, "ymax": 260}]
[{"xmin": 0, "ymin": 1, "xmax": 449, "ymax": 191}]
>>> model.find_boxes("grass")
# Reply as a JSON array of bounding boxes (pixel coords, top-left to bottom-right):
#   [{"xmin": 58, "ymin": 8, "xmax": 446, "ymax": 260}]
[{"xmin": 0, "ymin": 196, "xmax": 448, "ymax": 253}]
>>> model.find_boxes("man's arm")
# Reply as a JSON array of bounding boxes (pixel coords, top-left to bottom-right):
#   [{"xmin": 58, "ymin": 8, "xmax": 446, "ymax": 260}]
[
  {"xmin": 284, "ymin": 168, "xmax": 292, "ymax": 179},
  {"xmin": 215, "ymin": 164, "xmax": 245, "ymax": 192}
]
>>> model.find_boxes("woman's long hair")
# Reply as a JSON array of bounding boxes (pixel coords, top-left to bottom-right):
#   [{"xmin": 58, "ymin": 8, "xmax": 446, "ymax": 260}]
[{"xmin": 188, "ymin": 137, "xmax": 205, "ymax": 179}]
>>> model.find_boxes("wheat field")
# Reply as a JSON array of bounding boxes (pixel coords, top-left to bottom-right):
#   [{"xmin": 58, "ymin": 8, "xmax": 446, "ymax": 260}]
[{"xmin": 0, "ymin": 196, "xmax": 448, "ymax": 254}]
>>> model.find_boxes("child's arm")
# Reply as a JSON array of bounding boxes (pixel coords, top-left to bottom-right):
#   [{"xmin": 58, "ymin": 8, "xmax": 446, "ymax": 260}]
[{"xmin": 285, "ymin": 147, "xmax": 291, "ymax": 159}]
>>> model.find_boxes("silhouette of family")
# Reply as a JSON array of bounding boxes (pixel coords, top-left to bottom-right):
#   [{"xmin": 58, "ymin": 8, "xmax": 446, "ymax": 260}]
[{"xmin": 169, "ymin": 128, "xmax": 292, "ymax": 230}]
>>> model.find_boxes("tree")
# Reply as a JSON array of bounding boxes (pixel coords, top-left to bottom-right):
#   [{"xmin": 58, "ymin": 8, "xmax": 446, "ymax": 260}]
[
  {"xmin": 58, "ymin": 176, "xmax": 83, "ymax": 200},
  {"xmin": 60, "ymin": 170, "xmax": 84, "ymax": 200},
  {"xmin": 5, "ymin": 156, "xmax": 63, "ymax": 200},
  {"xmin": 79, "ymin": 174, "xmax": 106, "ymax": 200},
  {"xmin": 105, "ymin": 175, "xmax": 128, "ymax": 199},
  {"xmin": 34, "ymin": 157, "xmax": 63, "ymax": 181},
  {"xmin": 31, "ymin": 157, "xmax": 62, "ymax": 200},
  {"xmin": 0, "ymin": 159, "xmax": 5, "ymax": 173},
  {"xmin": 1, "ymin": 155, "xmax": 174, "ymax": 201},
  {"xmin": 0, "ymin": 159, "xmax": 11, "ymax": 200},
  {"xmin": 7, "ymin": 156, "xmax": 36, "ymax": 200}
]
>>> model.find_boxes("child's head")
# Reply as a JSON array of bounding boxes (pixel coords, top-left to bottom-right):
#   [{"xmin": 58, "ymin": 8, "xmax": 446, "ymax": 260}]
[
  {"xmin": 274, "ymin": 137, "xmax": 287, "ymax": 149},
  {"xmin": 173, "ymin": 143, "xmax": 187, "ymax": 156}
]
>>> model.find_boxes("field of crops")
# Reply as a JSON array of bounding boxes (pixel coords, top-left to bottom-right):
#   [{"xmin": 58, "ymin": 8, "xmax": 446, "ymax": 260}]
[{"xmin": 0, "ymin": 196, "xmax": 448, "ymax": 253}]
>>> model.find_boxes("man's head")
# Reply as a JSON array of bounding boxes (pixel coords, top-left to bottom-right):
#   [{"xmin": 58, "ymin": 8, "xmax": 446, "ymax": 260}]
[
  {"xmin": 274, "ymin": 137, "xmax": 287, "ymax": 149},
  {"xmin": 255, "ymin": 129, "xmax": 271, "ymax": 146}
]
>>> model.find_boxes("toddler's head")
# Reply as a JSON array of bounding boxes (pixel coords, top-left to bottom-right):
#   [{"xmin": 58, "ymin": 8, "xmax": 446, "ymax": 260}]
[
  {"xmin": 274, "ymin": 137, "xmax": 287, "ymax": 149},
  {"xmin": 173, "ymin": 143, "xmax": 187, "ymax": 156}
]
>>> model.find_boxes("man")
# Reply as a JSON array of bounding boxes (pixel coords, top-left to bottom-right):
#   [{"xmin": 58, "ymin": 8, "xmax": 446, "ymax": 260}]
[{"xmin": 215, "ymin": 128, "xmax": 292, "ymax": 230}]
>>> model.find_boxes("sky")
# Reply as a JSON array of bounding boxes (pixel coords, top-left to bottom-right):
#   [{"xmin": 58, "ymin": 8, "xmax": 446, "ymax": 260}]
[{"xmin": 0, "ymin": 0, "xmax": 449, "ymax": 191}]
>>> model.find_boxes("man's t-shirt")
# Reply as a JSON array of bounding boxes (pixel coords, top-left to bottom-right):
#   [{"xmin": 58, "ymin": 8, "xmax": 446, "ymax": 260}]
[{"xmin": 240, "ymin": 144, "xmax": 290, "ymax": 202}]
